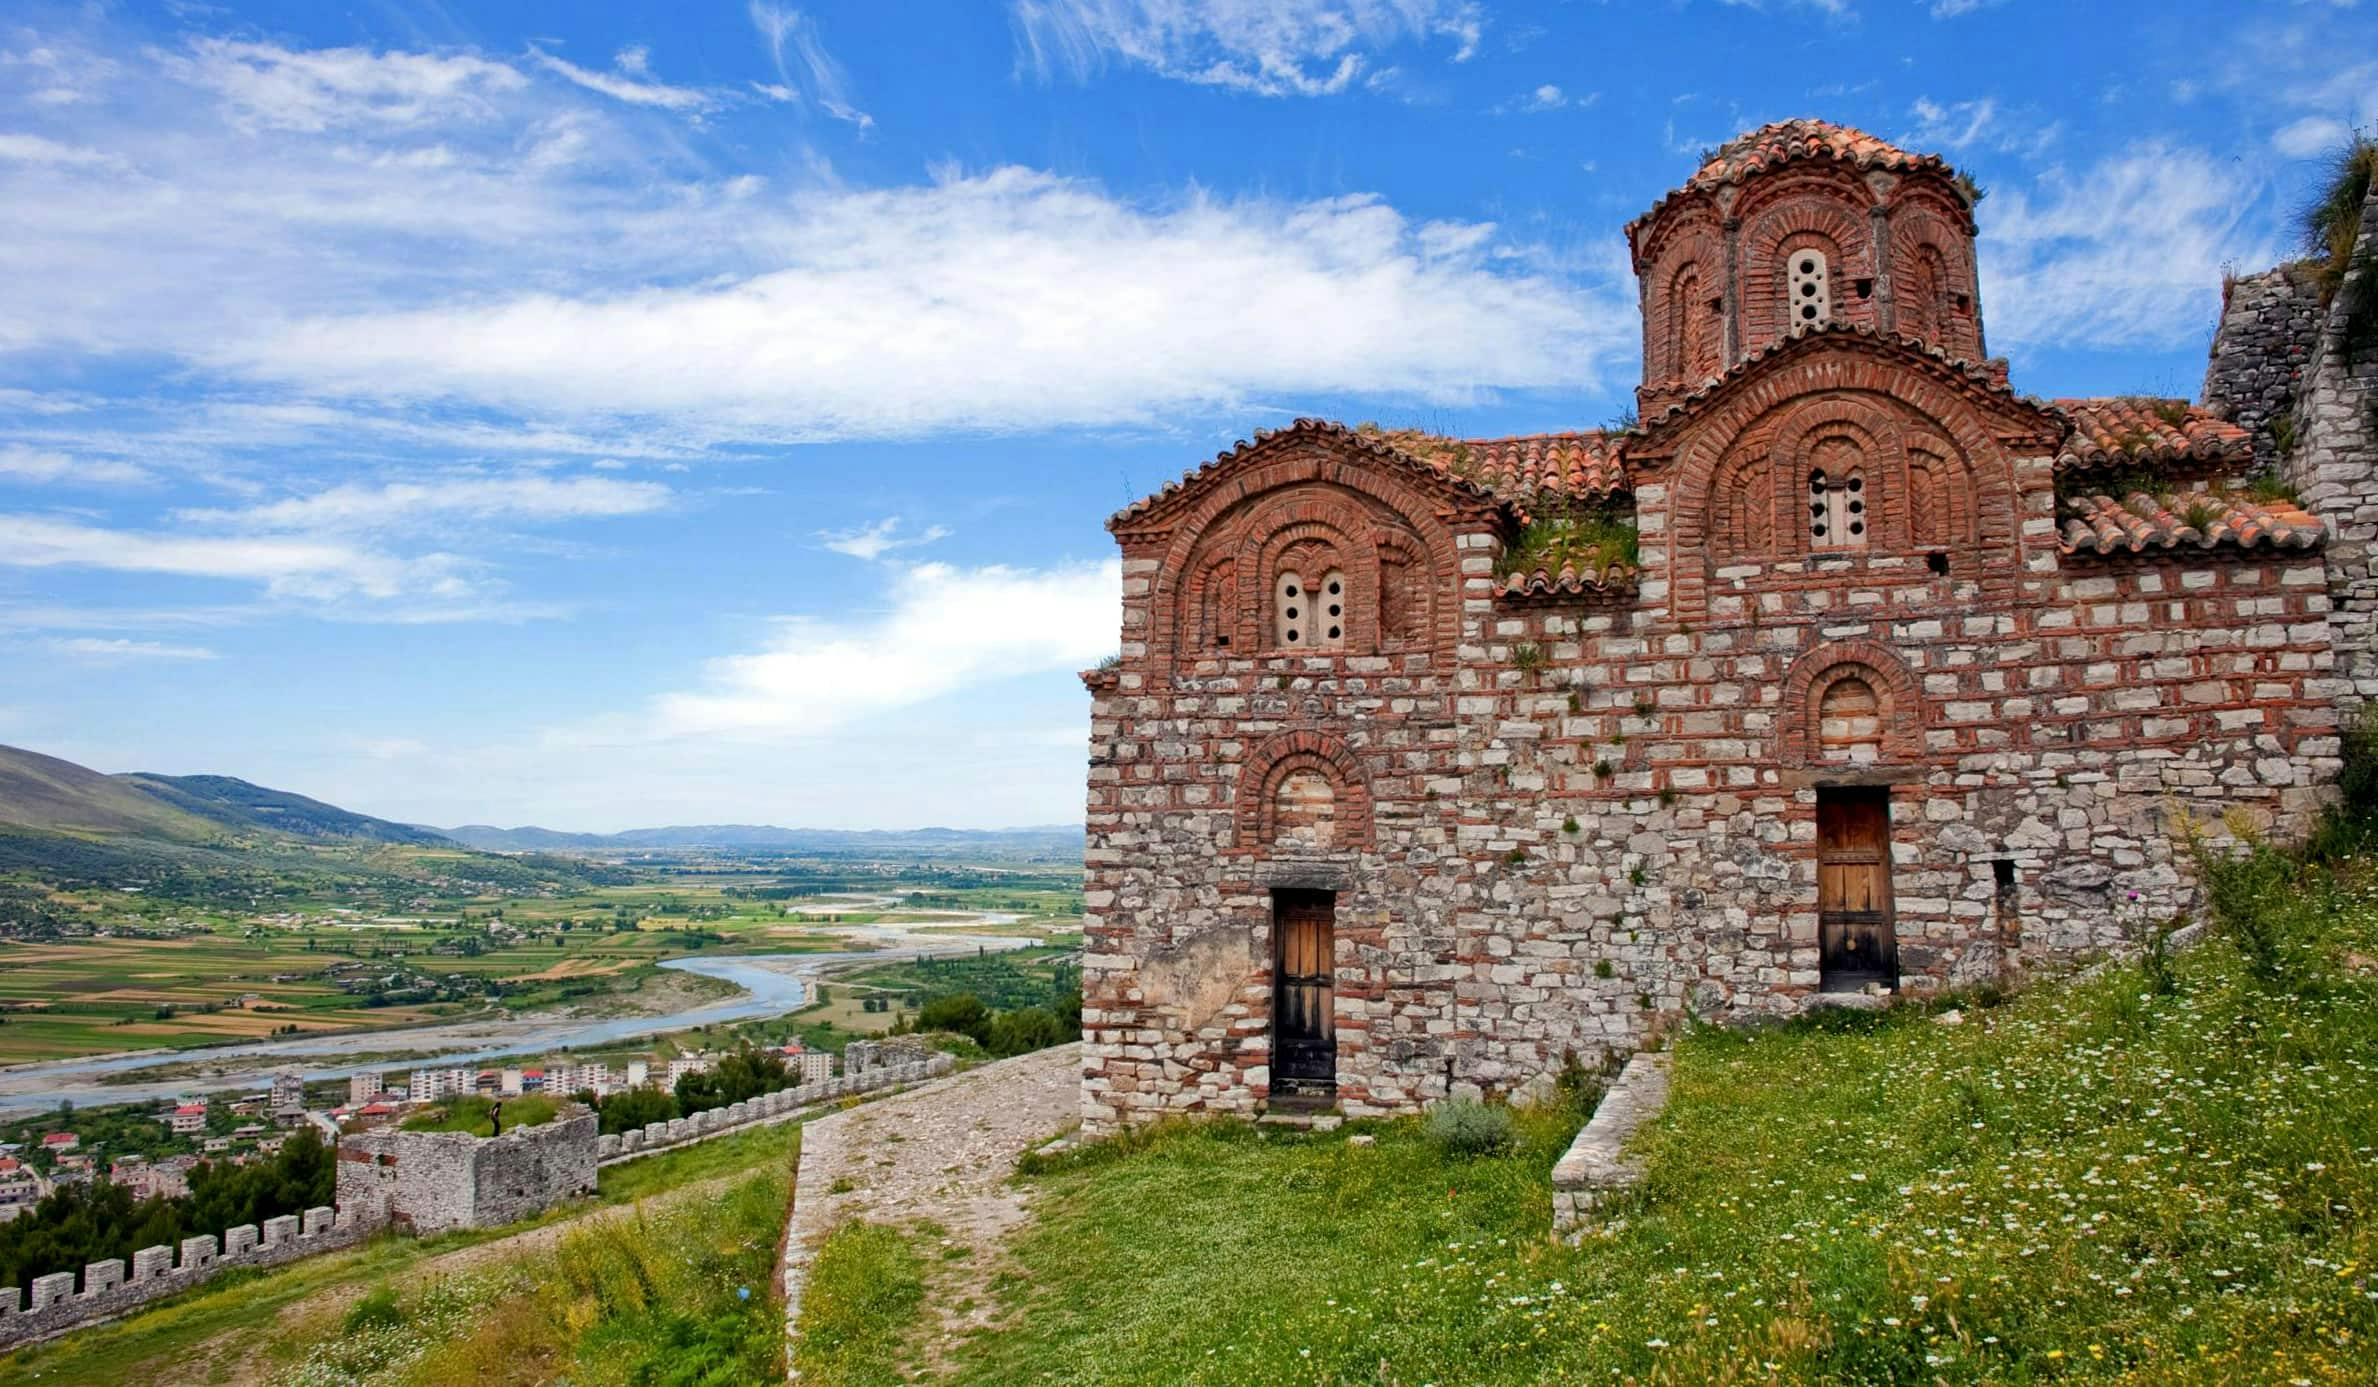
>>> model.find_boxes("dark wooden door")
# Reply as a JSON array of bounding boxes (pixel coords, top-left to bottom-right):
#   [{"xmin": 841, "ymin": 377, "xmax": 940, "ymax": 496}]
[
  {"xmin": 1271, "ymin": 890, "xmax": 1336, "ymax": 1095},
  {"xmin": 1817, "ymin": 789, "xmax": 1897, "ymax": 990}
]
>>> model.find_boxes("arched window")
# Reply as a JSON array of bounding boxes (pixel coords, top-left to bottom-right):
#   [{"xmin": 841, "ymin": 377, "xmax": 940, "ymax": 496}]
[
  {"xmin": 1273, "ymin": 770, "xmax": 1337, "ymax": 847},
  {"xmin": 1786, "ymin": 250, "xmax": 1831, "ymax": 330},
  {"xmin": 1807, "ymin": 467, "xmax": 1866, "ymax": 549},
  {"xmin": 1274, "ymin": 569, "xmax": 1347, "ymax": 649}
]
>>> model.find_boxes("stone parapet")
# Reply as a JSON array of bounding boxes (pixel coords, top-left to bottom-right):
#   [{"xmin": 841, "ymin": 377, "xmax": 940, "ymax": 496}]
[{"xmin": 1551, "ymin": 1051, "xmax": 1673, "ymax": 1236}]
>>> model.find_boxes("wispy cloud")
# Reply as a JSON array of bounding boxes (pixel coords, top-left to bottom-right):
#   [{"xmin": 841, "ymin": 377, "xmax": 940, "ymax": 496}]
[
  {"xmin": 1011, "ymin": 0, "xmax": 1483, "ymax": 98},
  {"xmin": 640, "ymin": 559, "xmax": 1117, "ymax": 740},
  {"xmin": 527, "ymin": 46, "xmax": 713, "ymax": 114},
  {"xmin": 50, "ymin": 637, "xmax": 221, "ymax": 661},
  {"xmin": 162, "ymin": 37, "xmax": 525, "ymax": 132},
  {"xmin": 1982, "ymin": 145, "xmax": 2272, "ymax": 351},
  {"xmin": 179, "ymin": 474, "xmax": 672, "ymax": 533},
  {"xmin": 819, "ymin": 516, "xmax": 953, "ymax": 561},
  {"xmin": 0, "ymin": 513, "xmax": 470, "ymax": 603},
  {"xmin": 0, "ymin": 444, "xmax": 152, "ymax": 486},
  {"xmin": 749, "ymin": 5, "xmax": 873, "ymax": 129}
]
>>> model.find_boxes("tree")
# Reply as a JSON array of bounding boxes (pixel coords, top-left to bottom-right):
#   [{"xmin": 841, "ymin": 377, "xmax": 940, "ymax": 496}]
[
  {"xmin": 916, "ymin": 993, "xmax": 992, "ymax": 1045},
  {"xmin": 986, "ymin": 1006, "xmax": 1070, "ymax": 1057},
  {"xmin": 598, "ymin": 1086, "xmax": 679, "ymax": 1135}
]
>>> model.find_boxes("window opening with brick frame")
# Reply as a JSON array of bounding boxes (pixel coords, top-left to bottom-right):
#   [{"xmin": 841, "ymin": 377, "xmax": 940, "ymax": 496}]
[
  {"xmin": 1808, "ymin": 468, "xmax": 1866, "ymax": 548},
  {"xmin": 1787, "ymin": 250, "xmax": 1832, "ymax": 329},
  {"xmin": 1274, "ymin": 569, "xmax": 1347, "ymax": 649}
]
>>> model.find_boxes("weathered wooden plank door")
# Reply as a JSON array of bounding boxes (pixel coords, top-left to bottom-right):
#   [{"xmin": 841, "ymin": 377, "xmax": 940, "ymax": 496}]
[
  {"xmin": 1817, "ymin": 789, "xmax": 1897, "ymax": 990},
  {"xmin": 1271, "ymin": 889, "xmax": 1336, "ymax": 1095}
]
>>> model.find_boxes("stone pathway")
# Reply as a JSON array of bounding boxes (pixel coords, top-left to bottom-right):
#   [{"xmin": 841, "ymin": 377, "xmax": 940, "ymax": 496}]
[{"xmin": 780, "ymin": 1043, "xmax": 1081, "ymax": 1379}]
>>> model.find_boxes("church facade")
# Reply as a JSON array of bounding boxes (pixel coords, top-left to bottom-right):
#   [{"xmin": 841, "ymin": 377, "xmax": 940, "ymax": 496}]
[{"xmin": 1077, "ymin": 120, "xmax": 2376, "ymax": 1132}]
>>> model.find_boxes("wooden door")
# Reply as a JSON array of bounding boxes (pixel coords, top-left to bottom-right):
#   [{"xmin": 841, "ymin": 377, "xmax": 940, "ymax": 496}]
[
  {"xmin": 1271, "ymin": 890, "xmax": 1336, "ymax": 1095},
  {"xmin": 1817, "ymin": 789, "xmax": 1897, "ymax": 990}
]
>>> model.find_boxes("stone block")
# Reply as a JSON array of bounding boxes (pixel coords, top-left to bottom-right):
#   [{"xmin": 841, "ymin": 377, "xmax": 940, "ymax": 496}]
[
  {"xmin": 28, "ymin": 1273, "xmax": 73, "ymax": 1311},
  {"xmin": 81, "ymin": 1260, "xmax": 124, "ymax": 1295},
  {"xmin": 130, "ymin": 1246, "xmax": 174, "ymax": 1283},
  {"xmin": 302, "ymin": 1206, "xmax": 335, "ymax": 1237},
  {"xmin": 597, "ymin": 1134, "xmax": 620, "ymax": 1159},
  {"xmin": 223, "ymin": 1225, "xmax": 259, "ymax": 1259},
  {"xmin": 177, "ymin": 1236, "xmax": 217, "ymax": 1272},
  {"xmin": 262, "ymin": 1215, "xmax": 299, "ymax": 1248}
]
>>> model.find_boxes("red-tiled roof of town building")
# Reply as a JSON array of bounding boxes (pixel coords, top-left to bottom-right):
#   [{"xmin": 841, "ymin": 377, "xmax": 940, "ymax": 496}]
[
  {"xmin": 2051, "ymin": 398, "xmax": 2252, "ymax": 471},
  {"xmin": 1357, "ymin": 427, "xmax": 1629, "ymax": 501},
  {"xmin": 2059, "ymin": 491, "xmax": 2324, "ymax": 556}
]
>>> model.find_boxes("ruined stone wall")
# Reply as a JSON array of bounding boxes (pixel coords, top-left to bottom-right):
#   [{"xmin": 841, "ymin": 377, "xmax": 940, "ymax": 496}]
[
  {"xmin": 2204, "ymin": 264, "xmax": 2327, "ymax": 468},
  {"xmin": 592, "ymin": 1058, "xmax": 950, "ymax": 1164},
  {"xmin": 1082, "ymin": 418, "xmax": 2342, "ymax": 1134},
  {"xmin": 2288, "ymin": 183, "xmax": 2378, "ymax": 701}
]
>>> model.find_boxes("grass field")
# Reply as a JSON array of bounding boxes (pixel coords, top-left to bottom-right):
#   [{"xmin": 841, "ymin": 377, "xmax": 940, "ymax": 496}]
[
  {"xmin": 0, "ymin": 1114, "xmax": 803, "ymax": 1385},
  {"xmin": 902, "ymin": 851, "xmax": 2378, "ymax": 1385}
]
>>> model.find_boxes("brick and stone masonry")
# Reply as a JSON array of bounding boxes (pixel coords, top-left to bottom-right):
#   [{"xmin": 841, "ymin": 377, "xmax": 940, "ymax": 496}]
[{"xmin": 1077, "ymin": 118, "xmax": 2374, "ymax": 1135}]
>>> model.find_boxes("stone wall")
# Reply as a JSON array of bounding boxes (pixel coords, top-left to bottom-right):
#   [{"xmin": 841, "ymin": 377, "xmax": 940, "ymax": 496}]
[
  {"xmin": 2286, "ymin": 183, "xmax": 2378, "ymax": 701},
  {"xmin": 2204, "ymin": 263, "xmax": 2327, "ymax": 468},
  {"xmin": 0, "ymin": 1203, "xmax": 364, "ymax": 1350},
  {"xmin": 337, "ymin": 1112, "xmax": 597, "ymax": 1235},
  {"xmin": 1082, "ymin": 368, "xmax": 2345, "ymax": 1134},
  {"xmin": 593, "ymin": 1057, "xmax": 952, "ymax": 1165}
]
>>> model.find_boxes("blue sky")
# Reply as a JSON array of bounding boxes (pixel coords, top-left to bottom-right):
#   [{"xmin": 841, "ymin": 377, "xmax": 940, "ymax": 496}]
[{"xmin": 0, "ymin": 0, "xmax": 2370, "ymax": 831}]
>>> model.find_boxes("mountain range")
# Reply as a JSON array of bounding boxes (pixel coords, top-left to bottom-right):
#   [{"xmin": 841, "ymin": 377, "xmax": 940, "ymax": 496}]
[
  {"xmin": 0, "ymin": 744, "xmax": 450, "ymax": 847},
  {"xmin": 0, "ymin": 743, "xmax": 1080, "ymax": 866}
]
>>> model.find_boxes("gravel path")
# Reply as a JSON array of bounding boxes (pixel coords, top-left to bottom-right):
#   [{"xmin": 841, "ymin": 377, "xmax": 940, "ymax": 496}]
[{"xmin": 780, "ymin": 1044, "xmax": 1081, "ymax": 1379}]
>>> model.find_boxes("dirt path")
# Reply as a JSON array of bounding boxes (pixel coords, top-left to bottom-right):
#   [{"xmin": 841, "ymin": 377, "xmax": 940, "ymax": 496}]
[{"xmin": 780, "ymin": 1044, "xmax": 1080, "ymax": 1378}]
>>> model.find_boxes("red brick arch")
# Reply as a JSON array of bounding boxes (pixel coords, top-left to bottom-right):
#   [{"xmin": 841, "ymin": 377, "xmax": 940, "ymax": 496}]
[
  {"xmin": 1659, "ymin": 342, "xmax": 2037, "ymax": 620},
  {"xmin": 1149, "ymin": 440, "xmax": 1467, "ymax": 670},
  {"xmin": 1639, "ymin": 211, "xmax": 1725, "ymax": 388},
  {"xmin": 1775, "ymin": 640, "xmax": 1926, "ymax": 767},
  {"xmin": 1738, "ymin": 175, "xmax": 1878, "ymax": 352},
  {"xmin": 1232, "ymin": 730, "xmax": 1375, "ymax": 854},
  {"xmin": 1886, "ymin": 201, "xmax": 1981, "ymax": 359}
]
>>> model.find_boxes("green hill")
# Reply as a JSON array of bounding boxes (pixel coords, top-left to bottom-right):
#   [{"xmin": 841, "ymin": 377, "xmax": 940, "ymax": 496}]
[
  {"xmin": 0, "ymin": 745, "xmax": 222, "ymax": 842},
  {"xmin": 118, "ymin": 772, "xmax": 450, "ymax": 846}
]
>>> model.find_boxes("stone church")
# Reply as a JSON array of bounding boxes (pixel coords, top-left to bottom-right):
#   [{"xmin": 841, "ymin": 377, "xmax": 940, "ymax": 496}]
[{"xmin": 1078, "ymin": 119, "xmax": 2378, "ymax": 1131}]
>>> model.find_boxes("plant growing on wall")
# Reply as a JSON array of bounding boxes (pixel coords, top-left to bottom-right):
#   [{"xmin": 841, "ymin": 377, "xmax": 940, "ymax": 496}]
[{"xmin": 1496, "ymin": 499, "xmax": 1640, "ymax": 583}]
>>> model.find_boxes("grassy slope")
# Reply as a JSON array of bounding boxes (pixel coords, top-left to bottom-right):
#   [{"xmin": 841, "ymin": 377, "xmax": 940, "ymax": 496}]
[
  {"xmin": 942, "ymin": 867, "xmax": 2378, "ymax": 1385},
  {"xmin": 0, "ymin": 1121, "xmax": 801, "ymax": 1386},
  {"xmin": 0, "ymin": 745, "xmax": 219, "ymax": 841}
]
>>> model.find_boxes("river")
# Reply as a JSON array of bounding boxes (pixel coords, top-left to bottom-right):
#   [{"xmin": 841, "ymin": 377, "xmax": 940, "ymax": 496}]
[{"xmin": 0, "ymin": 918, "xmax": 1037, "ymax": 1117}]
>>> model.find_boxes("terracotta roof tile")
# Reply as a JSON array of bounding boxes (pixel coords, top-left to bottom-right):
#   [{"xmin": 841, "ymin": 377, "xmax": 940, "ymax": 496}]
[
  {"xmin": 1492, "ymin": 558, "xmax": 1637, "ymax": 600},
  {"xmin": 2059, "ymin": 491, "xmax": 2324, "ymax": 556},
  {"xmin": 1630, "ymin": 119, "xmax": 1966, "ymax": 236},
  {"xmin": 1636, "ymin": 321, "xmax": 2045, "ymax": 435},
  {"xmin": 1363, "ymin": 428, "xmax": 1630, "ymax": 501},
  {"xmin": 1107, "ymin": 418, "xmax": 1504, "ymax": 530},
  {"xmin": 2051, "ymin": 398, "xmax": 2252, "ymax": 471}
]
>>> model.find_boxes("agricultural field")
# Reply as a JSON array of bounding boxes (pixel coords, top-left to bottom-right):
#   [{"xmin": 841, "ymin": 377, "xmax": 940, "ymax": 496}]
[{"xmin": 0, "ymin": 858, "xmax": 1084, "ymax": 1065}]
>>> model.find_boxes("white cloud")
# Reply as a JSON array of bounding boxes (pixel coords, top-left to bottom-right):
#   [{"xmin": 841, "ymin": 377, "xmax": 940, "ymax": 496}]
[
  {"xmin": 50, "ymin": 637, "xmax": 220, "ymax": 661},
  {"xmin": 750, "ymin": 4, "xmax": 874, "ymax": 129},
  {"xmin": 0, "ymin": 133, "xmax": 122, "ymax": 168},
  {"xmin": 1982, "ymin": 145, "xmax": 2274, "ymax": 351},
  {"xmin": 1011, "ymin": 0, "xmax": 1484, "ymax": 97},
  {"xmin": 819, "ymin": 516, "xmax": 954, "ymax": 560},
  {"xmin": 527, "ymin": 47, "xmax": 714, "ymax": 114},
  {"xmin": 212, "ymin": 168, "xmax": 1629, "ymax": 438},
  {"xmin": 644, "ymin": 559, "xmax": 1117, "ymax": 739},
  {"xmin": 0, "ymin": 445, "xmax": 152, "ymax": 486},
  {"xmin": 1906, "ymin": 96, "xmax": 1996, "ymax": 150},
  {"xmin": 181, "ymin": 474, "xmax": 673, "ymax": 533},
  {"xmin": 164, "ymin": 38, "xmax": 526, "ymax": 132},
  {"xmin": 2273, "ymin": 114, "xmax": 2353, "ymax": 159},
  {"xmin": 0, "ymin": 513, "xmax": 468, "ymax": 602}
]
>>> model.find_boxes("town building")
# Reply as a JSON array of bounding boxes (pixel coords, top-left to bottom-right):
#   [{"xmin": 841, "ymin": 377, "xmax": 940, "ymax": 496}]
[
  {"xmin": 163, "ymin": 1104, "xmax": 207, "ymax": 1136},
  {"xmin": 1077, "ymin": 118, "xmax": 2378, "ymax": 1131},
  {"xmin": 348, "ymin": 1071, "xmax": 384, "ymax": 1106},
  {"xmin": 269, "ymin": 1070, "xmax": 307, "ymax": 1124},
  {"xmin": 793, "ymin": 1050, "xmax": 834, "ymax": 1085}
]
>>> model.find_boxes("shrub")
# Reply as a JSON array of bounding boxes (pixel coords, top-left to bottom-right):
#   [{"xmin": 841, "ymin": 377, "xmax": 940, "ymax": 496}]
[
  {"xmin": 344, "ymin": 1284, "xmax": 405, "ymax": 1334},
  {"xmin": 1424, "ymin": 1098, "xmax": 1514, "ymax": 1158}
]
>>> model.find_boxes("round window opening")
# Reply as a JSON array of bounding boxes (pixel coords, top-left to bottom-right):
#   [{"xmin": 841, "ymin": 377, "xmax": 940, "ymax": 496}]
[
  {"xmin": 1800, "ymin": 258, "xmax": 1816, "ymax": 274},
  {"xmin": 1286, "ymin": 629, "xmax": 1299, "ymax": 642},
  {"xmin": 1285, "ymin": 583, "xmax": 1299, "ymax": 597},
  {"xmin": 1328, "ymin": 626, "xmax": 1342, "ymax": 639},
  {"xmin": 1286, "ymin": 606, "xmax": 1299, "ymax": 619}
]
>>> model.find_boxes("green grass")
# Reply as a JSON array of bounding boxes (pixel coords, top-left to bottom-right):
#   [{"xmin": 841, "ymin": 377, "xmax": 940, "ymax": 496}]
[
  {"xmin": 0, "ymin": 1120, "xmax": 802, "ymax": 1384},
  {"xmin": 949, "ymin": 861, "xmax": 2378, "ymax": 1384},
  {"xmin": 793, "ymin": 1222, "xmax": 930, "ymax": 1386},
  {"xmin": 398, "ymin": 1094, "xmax": 561, "ymax": 1135}
]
